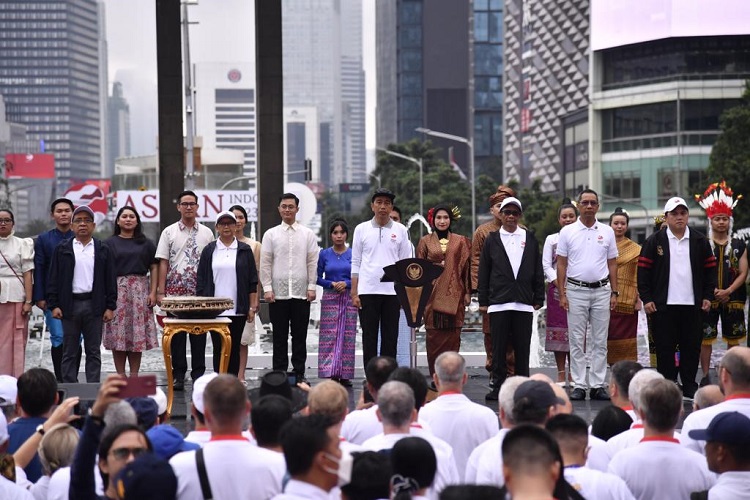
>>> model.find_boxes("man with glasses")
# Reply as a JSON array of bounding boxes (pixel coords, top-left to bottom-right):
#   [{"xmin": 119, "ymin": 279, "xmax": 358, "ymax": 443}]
[
  {"xmin": 351, "ymin": 188, "xmax": 412, "ymax": 369},
  {"xmin": 556, "ymin": 189, "xmax": 618, "ymax": 401},
  {"xmin": 260, "ymin": 193, "xmax": 319, "ymax": 383},
  {"xmin": 478, "ymin": 197, "xmax": 545, "ymax": 400},
  {"xmin": 156, "ymin": 190, "xmax": 215, "ymax": 390},
  {"xmin": 47, "ymin": 205, "xmax": 117, "ymax": 382}
]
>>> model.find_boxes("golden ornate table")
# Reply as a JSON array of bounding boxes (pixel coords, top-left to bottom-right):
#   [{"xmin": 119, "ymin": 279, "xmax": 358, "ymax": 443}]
[{"xmin": 161, "ymin": 317, "xmax": 232, "ymax": 417}]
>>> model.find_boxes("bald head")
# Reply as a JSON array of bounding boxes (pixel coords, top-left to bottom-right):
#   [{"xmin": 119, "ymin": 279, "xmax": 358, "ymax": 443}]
[
  {"xmin": 530, "ymin": 373, "xmax": 554, "ymax": 384},
  {"xmin": 498, "ymin": 376, "xmax": 529, "ymax": 427},
  {"xmin": 434, "ymin": 352, "xmax": 466, "ymax": 390},
  {"xmin": 720, "ymin": 346, "xmax": 750, "ymax": 393},
  {"xmin": 693, "ymin": 385, "xmax": 724, "ymax": 411},
  {"xmin": 551, "ymin": 384, "xmax": 572, "ymax": 415},
  {"xmin": 307, "ymin": 380, "xmax": 349, "ymax": 423}
]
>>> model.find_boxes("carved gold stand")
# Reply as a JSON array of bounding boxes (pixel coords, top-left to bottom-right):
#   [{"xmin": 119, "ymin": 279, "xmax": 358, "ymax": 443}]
[{"xmin": 161, "ymin": 317, "xmax": 232, "ymax": 417}]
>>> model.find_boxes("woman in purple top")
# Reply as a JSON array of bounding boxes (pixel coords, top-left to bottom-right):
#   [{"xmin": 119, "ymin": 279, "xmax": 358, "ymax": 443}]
[{"xmin": 316, "ymin": 218, "xmax": 356, "ymax": 386}]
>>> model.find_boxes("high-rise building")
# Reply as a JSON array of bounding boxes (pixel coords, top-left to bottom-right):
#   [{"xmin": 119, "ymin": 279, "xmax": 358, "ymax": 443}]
[
  {"xmin": 106, "ymin": 82, "xmax": 131, "ymax": 177},
  {"xmin": 282, "ymin": 0, "xmax": 366, "ymax": 187},
  {"xmin": 0, "ymin": 0, "xmax": 103, "ymax": 184},
  {"xmin": 193, "ymin": 62, "xmax": 257, "ymax": 189}
]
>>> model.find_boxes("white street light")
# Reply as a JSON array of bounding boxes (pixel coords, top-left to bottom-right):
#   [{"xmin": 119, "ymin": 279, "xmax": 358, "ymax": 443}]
[
  {"xmin": 415, "ymin": 127, "xmax": 476, "ymax": 233},
  {"xmin": 377, "ymin": 148, "xmax": 423, "ymax": 224}
]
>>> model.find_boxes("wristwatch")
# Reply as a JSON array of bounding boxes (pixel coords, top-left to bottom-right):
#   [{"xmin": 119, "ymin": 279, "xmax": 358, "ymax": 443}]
[
  {"xmin": 36, "ymin": 424, "xmax": 45, "ymax": 436},
  {"xmin": 611, "ymin": 290, "xmax": 620, "ymax": 297}
]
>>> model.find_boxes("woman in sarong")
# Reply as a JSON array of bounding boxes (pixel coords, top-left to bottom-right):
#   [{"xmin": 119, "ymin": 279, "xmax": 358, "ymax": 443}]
[
  {"xmin": 416, "ymin": 204, "xmax": 471, "ymax": 376},
  {"xmin": 607, "ymin": 207, "xmax": 641, "ymax": 364},
  {"xmin": 317, "ymin": 218, "xmax": 357, "ymax": 386}
]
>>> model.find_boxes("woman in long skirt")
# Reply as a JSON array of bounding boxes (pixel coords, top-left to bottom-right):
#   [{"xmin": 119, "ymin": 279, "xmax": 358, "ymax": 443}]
[
  {"xmin": 317, "ymin": 218, "xmax": 357, "ymax": 386},
  {"xmin": 103, "ymin": 206, "xmax": 158, "ymax": 375},
  {"xmin": 543, "ymin": 199, "xmax": 578, "ymax": 383},
  {"xmin": 608, "ymin": 207, "xmax": 641, "ymax": 364},
  {"xmin": 0, "ymin": 209, "xmax": 34, "ymax": 376}
]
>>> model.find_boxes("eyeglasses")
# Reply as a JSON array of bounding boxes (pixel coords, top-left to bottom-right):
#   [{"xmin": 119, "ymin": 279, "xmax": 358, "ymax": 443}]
[
  {"xmin": 0, "ymin": 218, "xmax": 13, "ymax": 225},
  {"xmin": 179, "ymin": 202, "xmax": 198, "ymax": 208},
  {"xmin": 579, "ymin": 200, "xmax": 598, "ymax": 206},
  {"xmin": 501, "ymin": 210, "xmax": 521, "ymax": 217},
  {"xmin": 110, "ymin": 447, "xmax": 147, "ymax": 461},
  {"xmin": 217, "ymin": 221, "xmax": 236, "ymax": 227},
  {"xmin": 72, "ymin": 218, "xmax": 93, "ymax": 224}
]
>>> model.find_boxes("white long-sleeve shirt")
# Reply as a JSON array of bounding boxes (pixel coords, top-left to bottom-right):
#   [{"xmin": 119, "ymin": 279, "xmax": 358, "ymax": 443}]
[
  {"xmin": 260, "ymin": 221, "xmax": 319, "ymax": 299},
  {"xmin": 351, "ymin": 219, "xmax": 411, "ymax": 295}
]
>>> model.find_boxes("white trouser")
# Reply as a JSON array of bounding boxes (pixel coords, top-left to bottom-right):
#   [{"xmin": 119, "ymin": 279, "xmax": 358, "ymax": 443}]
[{"xmin": 566, "ymin": 283, "xmax": 610, "ymax": 389}]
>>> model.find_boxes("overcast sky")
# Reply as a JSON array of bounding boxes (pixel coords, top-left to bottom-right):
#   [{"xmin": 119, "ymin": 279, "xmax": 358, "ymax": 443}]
[{"xmin": 104, "ymin": 0, "xmax": 376, "ymax": 158}]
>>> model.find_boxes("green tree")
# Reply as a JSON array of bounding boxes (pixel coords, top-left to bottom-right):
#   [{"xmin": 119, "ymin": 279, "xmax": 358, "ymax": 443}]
[
  {"xmin": 516, "ymin": 179, "xmax": 560, "ymax": 244},
  {"xmin": 705, "ymin": 81, "xmax": 750, "ymax": 229}
]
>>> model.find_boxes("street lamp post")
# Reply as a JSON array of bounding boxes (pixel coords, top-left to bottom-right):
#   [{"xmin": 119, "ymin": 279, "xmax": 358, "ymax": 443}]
[
  {"xmin": 415, "ymin": 127, "xmax": 475, "ymax": 233},
  {"xmin": 377, "ymin": 148, "xmax": 423, "ymax": 222}
]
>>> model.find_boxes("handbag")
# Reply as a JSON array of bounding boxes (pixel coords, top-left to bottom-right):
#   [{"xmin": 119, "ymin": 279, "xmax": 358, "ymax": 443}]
[
  {"xmin": 0, "ymin": 249, "xmax": 25, "ymax": 297},
  {"xmin": 240, "ymin": 316, "xmax": 258, "ymax": 346}
]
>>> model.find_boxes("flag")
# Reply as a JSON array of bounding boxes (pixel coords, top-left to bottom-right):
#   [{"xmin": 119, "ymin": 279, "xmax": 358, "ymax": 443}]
[{"xmin": 448, "ymin": 147, "xmax": 468, "ymax": 180}]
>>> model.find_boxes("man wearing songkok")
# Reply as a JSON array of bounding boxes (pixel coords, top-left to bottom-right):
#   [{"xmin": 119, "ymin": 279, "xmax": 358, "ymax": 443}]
[
  {"xmin": 607, "ymin": 379, "xmax": 715, "ymax": 499},
  {"xmin": 638, "ymin": 196, "xmax": 717, "ymax": 400},
  {"xmin": 681, "ymin": 346, "xmax": 750, "ymax": 454},
  {"xmin": 696, "ymin": 181, "xmax": 747, "ymax": 387},
  {"xmin": 418, "ymin": 352, "xmax": 498, "ymax": 480},
  {"xmin": 688, "ymin": 411, "xmax": 750, "ymax": 499}
]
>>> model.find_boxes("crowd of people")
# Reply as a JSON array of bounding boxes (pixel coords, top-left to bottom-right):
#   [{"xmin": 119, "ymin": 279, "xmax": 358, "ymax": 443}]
[{"xmin": 0, "ymin": 179, "xmax": 749, "ymax": 498}]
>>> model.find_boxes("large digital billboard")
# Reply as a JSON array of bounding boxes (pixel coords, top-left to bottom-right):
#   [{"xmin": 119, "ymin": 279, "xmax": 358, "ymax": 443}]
[{"xmin": 591, "ymin": 0, "xmax": 750, "ymax": 51}]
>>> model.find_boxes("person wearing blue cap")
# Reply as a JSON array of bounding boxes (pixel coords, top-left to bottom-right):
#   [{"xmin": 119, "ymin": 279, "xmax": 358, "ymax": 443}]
[
  {"xmin": 688, "ymin": 411, "xmax": 750, "ymax": 499},
  {"xmin": 146, "ymin": 424, "xmax": 199, "ymax": 461},
  {"xmin": 114, "ymin": 453, "xmax": 177, "ymax": 500}
]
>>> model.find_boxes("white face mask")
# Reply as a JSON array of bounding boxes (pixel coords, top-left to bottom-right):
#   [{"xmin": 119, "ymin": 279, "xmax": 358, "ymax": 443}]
[{"xmin": 323, "ymin": 450, "xmax": 353, "ymax": 486}]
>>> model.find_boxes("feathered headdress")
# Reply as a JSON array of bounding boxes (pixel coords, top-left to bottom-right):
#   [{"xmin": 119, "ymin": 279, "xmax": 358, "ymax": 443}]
[{"xmin": 695, "ymin": 181, "xmax": 742, "ymax": 219}]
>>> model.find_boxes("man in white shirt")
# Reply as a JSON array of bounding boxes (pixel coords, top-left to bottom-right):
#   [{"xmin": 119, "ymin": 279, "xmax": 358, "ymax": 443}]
[
  {"xmin": 340, "ymin": 356, "xmax": 398, "ymax": 445},
  {"xmin": 693, "ymin": 384, "xmax": 725, "ymax": 412},
  {"xmin": 170, "ymin": 375, "xmax": 285, "ymax": 500},
  {"xmin": 184, "ymin": 373, "xmax": 217, "ymax": 446},
  {"xmin": 156, "ymin": 190, "xmax": 215, "ymax": 389},
  {"xmin": 361, "ymin": 381, "xmax": 459, "ymax": 498},
  {"xmin": 688, "ymin": 411, "xmax": 750, "ymax": 499},
  {"xmin": 681, "ymin": 346, "xmax": 750, "ymax": 454},
  {"xmin": 47, "ymin": 205, "xmax": 117, "ymax": 383},
  {"xmin": 557, "ymin": 189, "xmax": 618, "ymax": 401},
  {"xmin": 260, "ymin": 193, "xmax": 319, "ymax": 383},
  {"xmin": 607, "ymin": 379, "xmax": 715, "ymax": 499},
  {"xmin": 637, "ymin": 196, "xmax": 716, "ymax": 400},
  {"xmin": 609, "ymin": 360, "xmax": 643, "ymax": 422},
  {"xmin": 275, "ymin": 415, "xmax": 346, "ymax": 499},
  {"xmin": 546, "ymin": 413, "xmax": 635, "ymax": 500},
  {"xmin": 418, "ymin": 352, "xmax": 498, "ymax": 480},
  {"xmin": 478, "ymin": 197, "xmax": 545, "ymax": 400},
  {"xmin": 351, "ymin": 188, "xmax": 412, "ymax": 368}
]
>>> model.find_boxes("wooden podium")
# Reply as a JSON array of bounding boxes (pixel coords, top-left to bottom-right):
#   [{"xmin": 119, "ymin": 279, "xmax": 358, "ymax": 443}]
[{"xmin": 161, "ymin": 317, "xmax": 232, "ymax": 417}]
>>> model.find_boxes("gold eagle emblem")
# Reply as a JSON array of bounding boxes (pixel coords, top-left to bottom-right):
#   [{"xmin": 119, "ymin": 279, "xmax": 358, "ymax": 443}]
[{"xmin": 406, "ymin": 263, "xmax": 423, "ymax": 281}]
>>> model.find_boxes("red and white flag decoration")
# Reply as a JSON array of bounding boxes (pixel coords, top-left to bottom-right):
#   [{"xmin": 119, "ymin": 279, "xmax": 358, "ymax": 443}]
[{"xmin": 448, "ymin": 147, "xmax": 468, "ymax": 181}]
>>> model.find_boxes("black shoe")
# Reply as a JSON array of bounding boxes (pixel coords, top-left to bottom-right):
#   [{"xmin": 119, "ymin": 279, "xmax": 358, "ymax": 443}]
[
  {"xmin": 569, "ymin": 388, "xmax": 586, "ymax": 401},
  {"xmin": 485, "ymin": 387, "xmax": 499, "ymax": 401},
  {"xmin": 590, "ymin": 387, "xmax": 611, "ymax": 401},
  {"xmin": 173, "ymin": 379, "xmax": 185, "ymax": 391},
  {"xmin": 297, "ymin": 374, "xmax": 309, "ymax": 385},
  {"xmin": 699, "ymin": 375, "xmax": 711, "ymax": 387}
]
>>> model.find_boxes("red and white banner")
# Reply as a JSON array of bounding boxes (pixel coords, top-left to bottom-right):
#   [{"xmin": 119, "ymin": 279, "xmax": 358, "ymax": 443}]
[{"xmin": 115, "ymin": 190, "xmax": 258, "ymax": 223}]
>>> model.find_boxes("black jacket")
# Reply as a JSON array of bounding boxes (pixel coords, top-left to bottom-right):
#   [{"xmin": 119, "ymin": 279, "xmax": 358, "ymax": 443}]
[
  {"xmin": 637, "ymin": 227, "xmax": 717, "ymax": 309},
  {"xmin": 197, "ymin": 240, "xmax": 258, "ymax": 315},
  {"xmin": 477, "ymin": 229, "xmax": 545, "ymax": 308},
  {"xmin": 47, "ymin": 238, "xmax": 117, "ymax": 316}
]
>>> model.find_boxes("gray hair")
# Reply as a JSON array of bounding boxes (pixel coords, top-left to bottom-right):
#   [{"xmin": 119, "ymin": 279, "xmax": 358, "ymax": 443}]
[
  {"xmin": 628, "ymin": 369, "xmax": 663, "ymax": 411},
  {"xmin": 103, "ymin": 401, "xmax": 138, "ymax": 430},
  {"xmin": 693, "ymin": 385, "xmax": 724, "ymax": 410},
  {"xmin": 434, "ymin": 352, "xmax": 466, "ymax": 385},
  {"xmin": 377, "ymin": 381, "xmax": 415, "ymax": 428},
  {"xmin": 498, "ymin": 376, "xmax": 529, "ymax": 425}
]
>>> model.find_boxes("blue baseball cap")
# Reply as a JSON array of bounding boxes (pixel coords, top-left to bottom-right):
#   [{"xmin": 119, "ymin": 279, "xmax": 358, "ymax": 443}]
[
  {"xmin": 146, "ymin": 424, "xmax": 200, "ymax": 461},
  {"xmin": 114, "ymin": 453, "xmax": 177, "ymax": 500}
]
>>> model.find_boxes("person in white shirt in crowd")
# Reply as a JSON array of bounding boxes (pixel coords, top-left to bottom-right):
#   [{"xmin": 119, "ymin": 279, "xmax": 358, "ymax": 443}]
[
  {"xmin": 693, "ymin": 384, "xmax": 725, "ymax": 412},
  {"xmin": 586, "ymin": 368, "xmax": 665, "ymax": 471},
  {"xmin": 361, "ymin": 381, "xmax": 458, "ymax": 498},
  {"xmin": 418, "ymin": 352, "xmax": 498, "ymax": 480},
  {"xmin": 688, "ymin": 411, "xmax": 750, "ymax": 499},
  {"xmin": 340, "ymin": 451, "xmax": 392, "ymax": 500},
  {"xmin": 350, "ymin": 188, "xmax": 412, "ymax": 368},
  {"xmin": 184, "ymin": 373, "xmax": 217, "ymax": 446},
  {"xmin": 500, "ymin": 425, "xmax": 562, "ymax": 500},
  {"xmin": 274, "ymin": 415, "xmax": 348, "ymax": 500},
  {"xmin": 307, "ymin": 380, "xmax": 364, "ymax": 458},
  {"xmin": 389, "ymin": 437, "xmax": 437, "ymax": 500},
  {"xmin": 260, "ymin": 193, "xmax": 319, "ymax": 384},
  {"xmin": 0, "ymin": 411, "xmax": 33, "ymax": 500},
  {"xmin": 608, "ymin": 361, "xmax": 643, "ymax": 422},
  {"xmin": 590, "ymin": 405, "xmax": 635, "ymax": 443},
  {"xmin": 340, "ymin": 356, "xmax": 398, "ymax": 445},
  {"xmin": 465, "ymin": 375, "xmax": 528, "ymax": 483},
  {"xmin": 470, "ymin": 379, "xmax": 564, "ymax": 487},
  {"xmin": 170, "ymin": 375, "xmax": 286, "ymax": 500},
  {"xmin": 546, "ymin": 414, "xmax": 635, "ymax": 500},
  {"xmin": 29, "ymin": 423, "xmax": 79, "ymax": 500},
  {"xmin": 681, "ymin": 346, "xmax": 750, "ymax": 454},
  {"xmin": 607, "ymin": 379, "xmax": 715, "ymax": 499},
  {"xmin": 556, "ymin": 189, "xmax": 619, "ymax": 401},
  {"xmin": 249, "ymin": 395, "xmax": 293, "ymax": 453},
  {"xmin": 155, "ymin": 190, "xmax": 215, "ymax": 390}
]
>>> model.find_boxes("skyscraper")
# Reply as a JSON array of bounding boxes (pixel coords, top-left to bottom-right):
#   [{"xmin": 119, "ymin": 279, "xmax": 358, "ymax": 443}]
[
  {"xmin": 106, "ymin": 82, "xmax": 131, "ymax": 177},
  {"xmin": 0, "ymin": 0, "xmax": 103, "ymax": 184}
]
